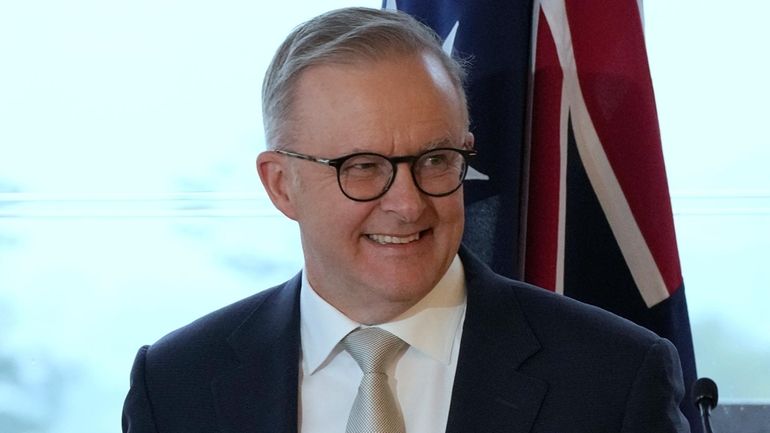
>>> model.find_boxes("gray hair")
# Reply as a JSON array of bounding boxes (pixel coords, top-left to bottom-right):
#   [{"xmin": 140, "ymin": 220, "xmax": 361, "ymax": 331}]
[{"xmin": 261, "ymin": 7, "xmax": 469, "ymax": 149}]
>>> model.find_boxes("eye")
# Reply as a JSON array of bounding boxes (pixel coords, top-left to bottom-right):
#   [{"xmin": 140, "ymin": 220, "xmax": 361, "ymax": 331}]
[
  {"xmin": 419, "ymin": 150, "xmax": 453, "ymax": 170},
  {"xmin": 349, "ymin": 162, "xmax": 379, "ymax": 171},
  {"xmin": 341, "ymin": 155, "xmax": 388, "ymax": 178},
  {"xmin": 425, "ymin": 154, "xmax": 448, "ymax": 166}
]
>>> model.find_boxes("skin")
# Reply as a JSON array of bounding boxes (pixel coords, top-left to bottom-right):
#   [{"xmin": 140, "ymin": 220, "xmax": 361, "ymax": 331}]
[{"xmin": 257, "ymin": 51, "xmax": 473, "ymax": 324}]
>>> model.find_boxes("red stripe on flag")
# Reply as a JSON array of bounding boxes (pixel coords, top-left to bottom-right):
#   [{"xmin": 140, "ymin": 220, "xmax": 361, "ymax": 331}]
[
  {"xmin": 564, "ymin": 0, "xmax": 682, "ymax": 294},
  {"xmin": 525, "ymin": 7, "xmax": 563, "ymax": 292}
]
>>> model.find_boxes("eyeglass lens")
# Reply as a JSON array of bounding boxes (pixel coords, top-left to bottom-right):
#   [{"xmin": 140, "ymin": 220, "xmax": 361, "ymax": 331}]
[{"xmin": 338, "ymin": 148, "xmax": 467, "ymax": 200}]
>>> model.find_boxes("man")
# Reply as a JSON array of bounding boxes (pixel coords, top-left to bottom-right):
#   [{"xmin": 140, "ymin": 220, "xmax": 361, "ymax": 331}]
[{"xmin": 123, "ymin": 7, "xmax": 690, "ymax": 433}]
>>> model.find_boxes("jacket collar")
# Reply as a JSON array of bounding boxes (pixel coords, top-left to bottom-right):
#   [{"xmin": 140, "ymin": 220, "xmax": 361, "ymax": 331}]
[
  {"xmin": 212, "ymin": 273, "xmax": 302, "ymax": 433},
  {"xmin": 212, "ymin": 246, "xmax": 547, "ymax": 433},
  {"xmin": 445, "ymin": 246, "xmax": 547, "ymax": 433}
]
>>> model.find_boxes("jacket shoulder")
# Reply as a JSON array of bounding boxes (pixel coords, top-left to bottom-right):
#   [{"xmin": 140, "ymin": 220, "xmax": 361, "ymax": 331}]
[
  {"xmin": 461, "ymin": 246, "xmax": 661, "ymax": 350},
  {"xmin": 511, "ymin": 279, "xmax": 660, "ymax": 347},
  {"xmin": 144, "ymin": 274, "xmax": 300, "ymax": 373}
]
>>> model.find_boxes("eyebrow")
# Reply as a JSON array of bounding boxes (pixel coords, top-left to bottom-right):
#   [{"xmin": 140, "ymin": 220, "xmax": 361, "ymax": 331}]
[
  {"xmin": 345, "ymin": 137, "xmax": 458, "ymax": 155},
  {"xmin": 422, "ymin": 137, "xmax": 455, "ymax": 150}
]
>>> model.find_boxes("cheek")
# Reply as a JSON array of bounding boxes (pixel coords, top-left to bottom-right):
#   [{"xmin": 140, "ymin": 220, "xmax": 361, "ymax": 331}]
[
  {"xmin": 436, "ymin": 196, "xmax": 465, "ymax": 228},
  {"xmin": 300, "ymin": 198, "xmax": 373, "ymax": 241},
  {"xmin": 292, "ymin": 174, "xmax": 346, "ymax": 223}
]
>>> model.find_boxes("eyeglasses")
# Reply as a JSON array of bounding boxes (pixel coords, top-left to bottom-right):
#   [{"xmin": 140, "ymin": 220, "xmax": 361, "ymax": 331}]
[{"xmin": 275, "ymin": 147, "xmax": 477, "ymax": 202}]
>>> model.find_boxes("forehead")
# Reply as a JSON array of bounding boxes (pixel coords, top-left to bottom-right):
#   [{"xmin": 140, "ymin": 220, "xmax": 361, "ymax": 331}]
[{"xmin": 287, "ymin": 52, "xmax": 467, "ymax": 155}]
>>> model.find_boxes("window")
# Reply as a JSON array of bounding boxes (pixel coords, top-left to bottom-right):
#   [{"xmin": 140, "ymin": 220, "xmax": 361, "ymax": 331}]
[
  {"xmin": 0, "ymin": 1, "xmax": 766, "ymax": 432},
  {"xmin": 0, "ymin": 2, "xmax": 375, "ymax": 432},
  {"xmin": 645, "ymin": 0, "xmax": 770, "ymax": 404}
]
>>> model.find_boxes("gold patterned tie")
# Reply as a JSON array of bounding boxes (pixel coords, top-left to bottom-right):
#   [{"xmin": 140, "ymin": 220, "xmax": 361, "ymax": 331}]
[{"xmin": 343, "ymin": 327, "xmax": 407, "ymax": 433}]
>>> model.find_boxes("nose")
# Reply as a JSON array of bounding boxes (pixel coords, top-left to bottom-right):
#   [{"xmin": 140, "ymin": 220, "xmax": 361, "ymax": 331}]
[{"xmin": 378, "ymin": 163, "xmax": 426, "ymax": 222}]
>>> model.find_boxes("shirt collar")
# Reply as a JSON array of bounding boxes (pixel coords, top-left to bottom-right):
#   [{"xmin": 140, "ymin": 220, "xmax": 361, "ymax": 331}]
[{"xmin": 300, "ymin": 255, "xmax": 466, "ymax": 375}]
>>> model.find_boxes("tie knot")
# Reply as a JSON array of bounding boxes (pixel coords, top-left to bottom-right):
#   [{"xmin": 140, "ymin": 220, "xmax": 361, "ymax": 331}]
[{"xmin": 343, "ymin": 327, "xmax": 406, "ymax": 373}]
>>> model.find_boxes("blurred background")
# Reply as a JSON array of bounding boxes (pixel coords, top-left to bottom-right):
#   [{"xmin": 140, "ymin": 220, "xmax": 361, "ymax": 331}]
[{"xmin": 0, "ymin": 1, "xmax": 768, "ymax": 431}]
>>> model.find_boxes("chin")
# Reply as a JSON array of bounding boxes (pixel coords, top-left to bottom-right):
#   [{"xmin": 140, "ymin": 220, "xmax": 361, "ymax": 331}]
[{"xmin": 370, "ymin": 270, "xmax": 440, "ymax": 299}]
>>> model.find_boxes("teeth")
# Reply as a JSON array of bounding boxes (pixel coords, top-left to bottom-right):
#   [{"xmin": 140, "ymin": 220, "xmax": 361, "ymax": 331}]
[{"xmin": 367, "ymin": 232, "xmax": 420, "ymax": 245}]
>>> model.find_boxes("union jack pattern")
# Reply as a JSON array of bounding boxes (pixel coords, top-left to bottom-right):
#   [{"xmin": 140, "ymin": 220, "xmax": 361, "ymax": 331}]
[{"xmin": 387, "ymin": 0, "xmax": 701, "ymax": 430}]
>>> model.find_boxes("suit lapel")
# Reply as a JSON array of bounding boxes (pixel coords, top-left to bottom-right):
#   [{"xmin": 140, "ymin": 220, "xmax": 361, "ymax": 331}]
[
  {"xmin": 207, "ymin": 251, "xmax": 547, "ymax": 433},
  {"xmin": 445, "ymin": 249, "xmax": 547, "ymax": 433},
  {"xmin": 212, "ymin": 274, "xmax": 302, "ymax": 433}
]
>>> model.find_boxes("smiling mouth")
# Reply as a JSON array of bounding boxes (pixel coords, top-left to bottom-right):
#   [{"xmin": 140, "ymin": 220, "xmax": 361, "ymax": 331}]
[{"xmin": 367, "ymin": 232, "xmax": 422, "ymax": 245}]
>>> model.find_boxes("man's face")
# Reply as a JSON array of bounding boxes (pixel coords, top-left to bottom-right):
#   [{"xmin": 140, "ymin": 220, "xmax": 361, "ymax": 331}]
[{"xmin": 260, "ymin": 52, "xmax": 471, "ymax": 324}]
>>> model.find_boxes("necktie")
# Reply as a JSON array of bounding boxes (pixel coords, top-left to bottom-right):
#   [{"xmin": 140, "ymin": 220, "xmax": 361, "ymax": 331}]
[{"xmin": 343, "ymin": 327, "xmax": 407, "ymax": 433}]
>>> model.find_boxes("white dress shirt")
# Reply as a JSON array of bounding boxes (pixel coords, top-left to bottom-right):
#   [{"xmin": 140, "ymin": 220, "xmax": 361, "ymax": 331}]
[{"xmin": 299, "ymin": 255, "xmax": 467, "ymax": 433}]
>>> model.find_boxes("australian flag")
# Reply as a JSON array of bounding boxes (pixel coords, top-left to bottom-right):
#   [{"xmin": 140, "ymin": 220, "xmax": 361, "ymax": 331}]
[{"xmin": 386, "ymin": 0, "xmax": 701, "ymax": 430}]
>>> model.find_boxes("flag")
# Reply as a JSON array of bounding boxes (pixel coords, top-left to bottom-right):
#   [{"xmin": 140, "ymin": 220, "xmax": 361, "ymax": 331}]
[
  {"xmin": 525, "ymin": 1, "xmax": 700, "ymax": 429},
  {"xmin": 384, "ymin": 0, "xmax": 533, "ymax": 277},
  {"xmin": 388, "ymin": 0, "xmax": 701, "ymax": 430}
]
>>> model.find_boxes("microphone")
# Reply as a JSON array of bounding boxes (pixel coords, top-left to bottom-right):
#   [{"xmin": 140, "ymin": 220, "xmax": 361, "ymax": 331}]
[{"xmin": 692, "ymin": 377, "xmax": 718, "ymax": 433}]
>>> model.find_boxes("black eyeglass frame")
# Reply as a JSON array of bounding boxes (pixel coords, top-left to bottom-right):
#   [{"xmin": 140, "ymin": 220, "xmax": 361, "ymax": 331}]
[{"xmin": 274, "ymin": 147, "xmax": 477, "ymax": 202}]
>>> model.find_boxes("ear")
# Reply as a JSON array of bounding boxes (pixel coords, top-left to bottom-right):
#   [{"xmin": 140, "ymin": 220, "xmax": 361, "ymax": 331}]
[
  {"xmin": 256, "ymin": 151, "xmax": 299, "ymax": 221},
  {"xmin": 464, "ymin": 131, "xmax": 475, "ymax": 149}
]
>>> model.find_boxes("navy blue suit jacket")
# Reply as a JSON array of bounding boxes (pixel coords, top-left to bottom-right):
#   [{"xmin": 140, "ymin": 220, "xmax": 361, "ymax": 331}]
[{"xmin": 122, "ymin": 247, "xmax": 690, "ymax": 432}]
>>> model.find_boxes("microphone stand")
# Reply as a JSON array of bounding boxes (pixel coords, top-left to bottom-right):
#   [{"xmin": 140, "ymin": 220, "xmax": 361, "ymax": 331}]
[{"xmin": 693, "ymin": 377, "xmax": 718, "ymax": 433}]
